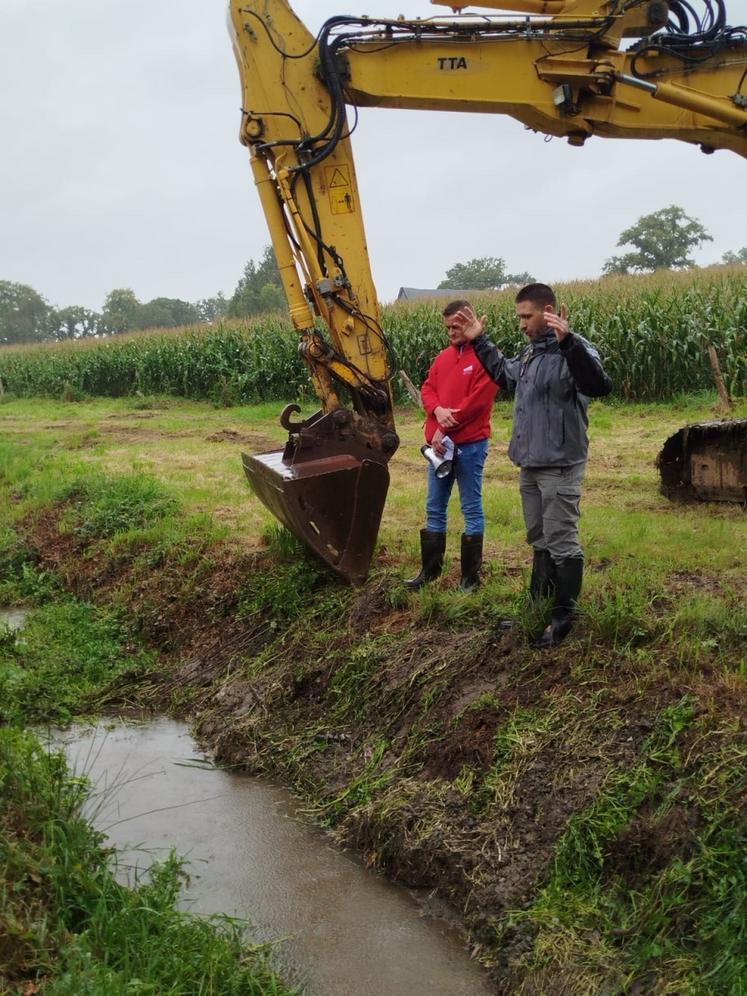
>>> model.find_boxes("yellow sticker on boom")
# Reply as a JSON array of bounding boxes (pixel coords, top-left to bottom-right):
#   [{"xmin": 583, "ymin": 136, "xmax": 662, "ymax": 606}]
[{"xmin": 325, "ymin": 164, "xmax": 355, "ymax": 215}]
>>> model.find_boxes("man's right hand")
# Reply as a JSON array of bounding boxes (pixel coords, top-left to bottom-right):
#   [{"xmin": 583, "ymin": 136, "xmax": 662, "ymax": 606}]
[
  {"xmin": 452, "ymin": 305, "xmax": 487, "ymax": 341},
  {"xmin": 433, "ymin": 406, "xmax": 460, "ymax": 430}
]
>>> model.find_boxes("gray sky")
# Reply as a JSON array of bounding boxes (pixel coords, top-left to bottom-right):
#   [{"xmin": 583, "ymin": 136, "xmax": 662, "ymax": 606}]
[{"xmin": 2, "ymin": 0, "xmax": 746, "ymax": 313}]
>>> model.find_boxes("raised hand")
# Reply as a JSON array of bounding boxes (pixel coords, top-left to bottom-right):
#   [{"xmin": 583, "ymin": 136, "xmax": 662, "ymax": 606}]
[
  {"xmin": 451, "ymin": 305, "xmax": 487, "ymax": 341},
  {"xmin": 544, "ymin": 303, "xmax": 570, "ymax": 342}
]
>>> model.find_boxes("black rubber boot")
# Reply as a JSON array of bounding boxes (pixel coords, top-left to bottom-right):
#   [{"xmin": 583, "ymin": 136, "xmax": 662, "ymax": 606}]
[
  {"xmin": 405, "ymin": 530, "xmax": 446, "ymax": 589},
  {"xmin": 459, "ymin": 533, "xmax": 483, "ymax": 593},
  {"xmin": 529, "ymin": 548, "xmax": 555, "ymax": 601},
  {"xmin": 532, "ymin": 556, "xmax": 583, "ymax": 649}
]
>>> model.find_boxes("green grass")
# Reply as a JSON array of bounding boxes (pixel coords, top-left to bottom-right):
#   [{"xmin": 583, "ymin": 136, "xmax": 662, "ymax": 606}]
[
  {"xmin": 502, "ymin": 699, "xmax": 746, "ymax": 994},
  {"xmin": 1, "ymin": 393, "xmax": 744, "ymax": 675},
  {"xmin": 0, "ymin": 599, "xmax": 154, "ymax": 726},
  {"xmin": 0, "ymin": 391, "xmax": 745, "ymax": 994},
  {"xmin": 57, "ymin": 472, "xmax": 179, "ymax": 539}
]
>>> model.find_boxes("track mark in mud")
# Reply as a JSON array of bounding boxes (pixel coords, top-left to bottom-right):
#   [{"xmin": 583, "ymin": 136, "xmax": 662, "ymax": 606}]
[{"xmin": 205, "ymin": 428, "xmax": 274, "ymax": 446}]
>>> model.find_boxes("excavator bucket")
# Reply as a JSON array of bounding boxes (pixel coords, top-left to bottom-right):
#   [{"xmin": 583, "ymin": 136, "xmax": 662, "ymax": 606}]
[
  {"xmin": 657, "ymin": 419, "xmax": 747, "ymax": 503},
  {"xmin": 242, "ymin": 407, "xmax": 391, "ymax": 584}
]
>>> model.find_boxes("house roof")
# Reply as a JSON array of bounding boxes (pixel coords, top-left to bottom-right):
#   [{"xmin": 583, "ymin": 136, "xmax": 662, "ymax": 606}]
[{"xmin": 396, "ymin": 287, "xmax": 474, "ymax": 301}]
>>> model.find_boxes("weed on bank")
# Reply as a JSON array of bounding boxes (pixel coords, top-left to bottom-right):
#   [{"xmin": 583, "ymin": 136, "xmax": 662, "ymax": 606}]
[
  {"xmin": 0, "ymin": 729, "xmax": 295, "ymax": 995},
  {"xmin": 0, "ymin": 538, "xmax": 296, "ymax": 994}
]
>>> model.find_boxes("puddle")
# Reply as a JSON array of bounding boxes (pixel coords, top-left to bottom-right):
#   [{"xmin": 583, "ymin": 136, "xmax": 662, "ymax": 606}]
[{"xmin": 54, "ymin": 718, "xmax": 493, "ymax": 996}]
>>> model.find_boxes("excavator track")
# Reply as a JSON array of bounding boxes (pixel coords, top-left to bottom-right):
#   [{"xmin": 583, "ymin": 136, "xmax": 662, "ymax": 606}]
[{"xmin": 657, "ymin": 420, "xmax": 747, "ymax": 503}]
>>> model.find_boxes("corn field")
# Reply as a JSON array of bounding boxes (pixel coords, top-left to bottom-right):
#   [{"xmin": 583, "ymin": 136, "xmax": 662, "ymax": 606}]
[{"xmin": 1, "ymin": 266, "xmax": 745, "ymax": 403}]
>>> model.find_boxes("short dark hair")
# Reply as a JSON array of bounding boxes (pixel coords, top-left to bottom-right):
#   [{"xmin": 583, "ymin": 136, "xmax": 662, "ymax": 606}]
[
  {"xmin": 442, "ymin": 299, "xmax": 470, "ymax": 317},
  {"xmin": 515, "ymin": 283, "xmax": 556, "ymax": 309}
]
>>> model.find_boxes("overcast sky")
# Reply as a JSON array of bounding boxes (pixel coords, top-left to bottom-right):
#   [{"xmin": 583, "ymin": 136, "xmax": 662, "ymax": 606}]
[{"xmin": 2, "ymin": 0, "xmax": 746, "ymax": 313}]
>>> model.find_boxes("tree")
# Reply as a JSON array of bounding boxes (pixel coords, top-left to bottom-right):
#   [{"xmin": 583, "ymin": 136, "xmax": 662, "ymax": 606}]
[
  {"xmin": 103, "ymin": 290, "xmax": 202, "ymax": 333},
  {"xmin": 438, "ymin": 256, "xmax": 534, "ymax": 290},
  {"xmin": 603, "ymin": 205, "xmax": 712, "ymax": 275},
  {"xmin": 0, "ymin": 280, "xmax": 51, "ymax": 345},
  {"xmin": 102, "ymin": 288, "xmax": 141, "ymax": 334},
  {"xmin": 132, "ymin": 297, "xmax": 199, "ymax": 330},
  {"xmin": 195, "ymin": 293, "xmax": 230, "ymax": 323},
  {"xmin": 228, "ymin": 246, "xmax": 285, "ymax": 318},
  {"xmin": 257, "ymin": 282, "xmax": 285, "ymax": 313},
  {"xmin": 722, "ymin": 247, "xmax": 747, "ymax": 265},
  {"xmin": 50, "ymin": 305, "xmax": 102, "ymax": 341}
]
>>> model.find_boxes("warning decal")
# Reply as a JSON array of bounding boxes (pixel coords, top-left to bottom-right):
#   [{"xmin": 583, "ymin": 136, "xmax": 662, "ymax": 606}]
[
  {"xmin": 324, "ymin": 163, "xmax": 355, "ymax": 215},
  {"xmin": 328, "ymin": 167, "xmax": 349, "ymax": 187}
]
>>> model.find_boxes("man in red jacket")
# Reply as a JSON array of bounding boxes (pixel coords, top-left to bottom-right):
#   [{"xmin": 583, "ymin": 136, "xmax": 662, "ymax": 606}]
[{"xmin": 406, "ymin": 299, "xmax": 499, "ymax": 592}]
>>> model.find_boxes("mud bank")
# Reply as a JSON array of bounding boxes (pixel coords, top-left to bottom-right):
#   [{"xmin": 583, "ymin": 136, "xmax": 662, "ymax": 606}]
[{"xmin": 19, "ymin": 502, "xmax": 747, "ymax": 992}]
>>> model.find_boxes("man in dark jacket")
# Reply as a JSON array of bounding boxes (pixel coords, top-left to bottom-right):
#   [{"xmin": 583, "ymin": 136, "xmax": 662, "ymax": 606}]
[
  {"xmin": 456, "ymin": 283, "xmax": 612, "ymax": 646},
  {"xmin": 406, "ymin": 299, "xmax": 499, "ymax": 592}
]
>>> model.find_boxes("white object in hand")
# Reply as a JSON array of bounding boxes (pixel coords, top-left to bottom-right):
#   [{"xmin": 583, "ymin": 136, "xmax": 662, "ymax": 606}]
[{"xmin": 421, "ymin": 435, "xmax": 455, "ymax": 479}]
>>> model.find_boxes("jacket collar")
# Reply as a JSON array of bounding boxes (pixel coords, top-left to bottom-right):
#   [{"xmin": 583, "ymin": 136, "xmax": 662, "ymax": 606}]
[{"xmin": 529, "ymin": 330, "xmax": 558, "ymax": 354}]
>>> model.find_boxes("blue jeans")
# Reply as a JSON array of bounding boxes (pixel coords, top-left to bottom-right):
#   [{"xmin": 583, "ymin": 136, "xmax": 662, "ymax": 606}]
[{"xmin": 425, "ymin": 438, "xmax": 489, "ymax": 535}]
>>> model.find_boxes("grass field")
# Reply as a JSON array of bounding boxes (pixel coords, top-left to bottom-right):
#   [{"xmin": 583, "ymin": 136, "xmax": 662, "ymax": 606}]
[
  {"xmin": 1, "ymin": 390, "xmax": 745, "ymax": 993},
  {"xmin": 1, "ymin": 390, "xmax": 745, "ymax": 581}
]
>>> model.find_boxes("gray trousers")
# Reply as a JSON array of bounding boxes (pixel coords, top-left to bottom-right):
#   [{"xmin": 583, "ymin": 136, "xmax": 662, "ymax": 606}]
[{"xmin": 519, "ymin": 462, "xmax": 586, "ymax": 561}]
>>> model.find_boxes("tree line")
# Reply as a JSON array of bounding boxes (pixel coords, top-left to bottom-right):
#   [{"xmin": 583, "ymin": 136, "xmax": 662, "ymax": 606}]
[
  {"xmin": 0, "ymin": 245, "xmax": 283, "ymax": 347},
  {"xmin": 2, "ymin": 207, "xmax": 745, "ymax": 346},
  {"xmin": 438, "ymin": 206, "xmax": 746, "ymax": 290}
]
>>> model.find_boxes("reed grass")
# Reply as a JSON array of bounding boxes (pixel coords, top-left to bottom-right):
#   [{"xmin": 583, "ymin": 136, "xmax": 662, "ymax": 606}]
[{"xmin": 0, "ymin": 727, "xmax": 296, "ymax": 994}]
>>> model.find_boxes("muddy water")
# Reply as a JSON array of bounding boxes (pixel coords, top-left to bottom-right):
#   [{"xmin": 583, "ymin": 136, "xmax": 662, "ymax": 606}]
[{"xmin": 56, "ymin": 719, "xmax": 492, "ymax": 996}]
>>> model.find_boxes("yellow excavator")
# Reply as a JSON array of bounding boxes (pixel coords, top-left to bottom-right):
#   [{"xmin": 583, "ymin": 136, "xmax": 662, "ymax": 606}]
[{"xmin": 228, "ymin": 0, "xmax": 747, "ymax": 582}]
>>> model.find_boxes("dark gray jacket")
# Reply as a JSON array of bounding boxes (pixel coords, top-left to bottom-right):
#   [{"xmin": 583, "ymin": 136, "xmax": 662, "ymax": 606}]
[{"xmin": 473, "ymin": 329, "xmax": 612, "ymax": 468}]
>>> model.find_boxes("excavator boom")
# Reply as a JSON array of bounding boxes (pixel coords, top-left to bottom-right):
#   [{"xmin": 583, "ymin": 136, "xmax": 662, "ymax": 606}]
[
  {"xmin": 228, "ymin": 0, "xmax": 747, "ymax": 580},
  {"xmin": 229, "ymin": 1, "xmax": 399, "ymax": 583}
]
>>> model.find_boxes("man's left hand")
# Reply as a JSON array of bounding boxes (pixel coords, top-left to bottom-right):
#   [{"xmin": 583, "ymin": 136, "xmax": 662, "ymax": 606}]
[{"xmin": 545, "ymin": 304, "xmax": 570, "ymax": 342}]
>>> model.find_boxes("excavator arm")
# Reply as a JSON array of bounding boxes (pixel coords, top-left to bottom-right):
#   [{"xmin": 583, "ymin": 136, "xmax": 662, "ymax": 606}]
[
  {"xmin": 228, "ymin": 0, "xmax": 747, "ymax": 581},
  {"xmin": 229, "ymin": 3, "xmax": 401, "ymax": 583},
  {"xmin": 344, "ymin": 0, "xmax": 747, "ymax": 156}
]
